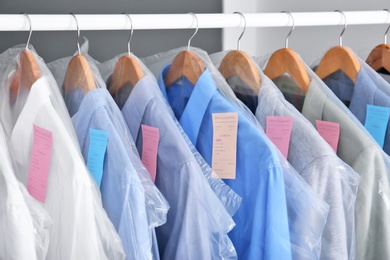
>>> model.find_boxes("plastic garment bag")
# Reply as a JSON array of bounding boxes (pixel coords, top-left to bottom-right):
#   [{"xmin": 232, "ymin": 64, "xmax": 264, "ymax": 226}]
[
  {"xmin": 317, "ymin": 53, "xmax": 390, "ymax": 156},
  {"xmin": 254, "ymin": 52, "xmax": 390, "ymax": 260},
  {"xmin": 98, "ymin": 53, "xmax": 241, "ymax": 259},
  {"xmin": 61, "ymin": 54, "xmax": 169, "ymax": 259},
  {"xmin": 212, "ymin": 50, "xmax": 361, "ymax": 260},
  {"xmin": 0, "ymin": 123, "xmax": 52, "ymax": 260},
  {"xmin": 143, "ymin": 46, "xmax": 329, "ymax": 260},
  {"xmin": 48, "ymin": 41, "xmax": 171, "ymax": 230},
  {"xmin": 0, "ymin": 45, "xmax": 126, "ymax": 260},
  {"xmin": 97, "ymin": 53, "xmax": 241, "ymax": 260},
  {"xmin": 97, "ymin": 53, "xmax": 242, "ymax": 218}
]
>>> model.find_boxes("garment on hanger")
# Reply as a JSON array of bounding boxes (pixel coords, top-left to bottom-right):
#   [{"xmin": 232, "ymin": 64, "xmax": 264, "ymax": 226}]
[
  {"xmin": 212, "ymin": 50, "xmax": 360, "ymax": 260},
  {"xmin": 0, "ymin": 123, "xmax": 52, "ymax": 260},
  {"xmin": 69, "ymin": 59, "xmax": 168, "ymax": 259},
  {"xmin": 48, "ymin": 49, "xmax": 170, "ymax": 260},
  {"xmin": 145, "ymin": 46, "xmax": 332, "ymax": 260},
  {"xmin": 319, "ymin": 54, "xmax": 390, "ymax": 155},
  {"xmin": 253, "ymin": 54, "xmax": 390, "ymax": 260},
  {"xmin": 0, "ymin": 45, "xmax": 126, "ymax": 260},
  {"xmin": 99, "ymin": 53, "xmax": 242, "ymax": 217},
  {"xmin": 98, "ymin": 53, "xmax": 240, "ymax": 260}
]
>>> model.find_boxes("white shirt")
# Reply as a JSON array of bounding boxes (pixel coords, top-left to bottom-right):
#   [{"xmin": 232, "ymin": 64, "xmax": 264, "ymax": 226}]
[
  {"xmin": 0, "ymin": 123, "xmax": 52, "ymax": 260},
  {"xmin": 1, "ymin": 75, "xmax": 125, "ymax": 260}
]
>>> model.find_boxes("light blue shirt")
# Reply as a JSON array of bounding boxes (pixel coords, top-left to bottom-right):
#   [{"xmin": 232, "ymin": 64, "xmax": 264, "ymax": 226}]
[
  {"xmin": 158, "ymin": 66, "xmax": 292, "ymax": 260},
  {"xmin": 229, "ymin": 75, "xmax": 360, "ymax": 259},
  {"xmin": 323, "ymin": 68, "xmax": 390, "ymax": 155},
  {"xmin": 68, "ymin": 87, "xmax": 164, "ymax": 260},
  {"xmin": 120, "ymin": 75, "xmax": 238, "ymax": 260}
]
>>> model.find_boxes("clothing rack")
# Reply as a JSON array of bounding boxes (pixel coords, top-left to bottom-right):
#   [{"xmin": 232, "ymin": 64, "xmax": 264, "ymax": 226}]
[{"xmin": 0, "ymin": 11, "xmax": 389, "ymax": 31}]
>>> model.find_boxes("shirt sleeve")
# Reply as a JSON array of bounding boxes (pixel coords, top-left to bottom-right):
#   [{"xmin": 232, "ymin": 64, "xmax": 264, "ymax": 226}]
[
  {"xmin": 156, "ymin": 161, "xmax": 236, "ymax": 260},
  {"xmin": 301, "ymin": 155, "xmax": 359, "ymax": 259},
  {"xmin": 351, "ymin": 145, "xmax": 390, "ymax": 259}
]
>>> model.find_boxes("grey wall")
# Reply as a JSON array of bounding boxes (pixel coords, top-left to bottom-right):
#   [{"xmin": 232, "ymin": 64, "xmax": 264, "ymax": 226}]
[
  {"xmin": 223, "ymin": 0, "xmax": 390, "ymax": 65},
  {"xmin": 256, "ymin": 0, "xmax": 390, "ymax": 64},
  {"xmin": 0, "ymin": 1, "xmax": 222, "ymax": 62}
]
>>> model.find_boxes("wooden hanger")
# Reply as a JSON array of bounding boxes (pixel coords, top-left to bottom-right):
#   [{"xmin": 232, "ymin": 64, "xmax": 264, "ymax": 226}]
[
  {"xmin": 366, "ymin": 10, "xmax": 390, "ymax": 73},
  {"xmin": 315, "ymin": 10, "xmax": 361, "ymax": 83},
  {"xmin": 316, "ymin": 46, "xmax": 361, "ymax": 83},
  {"xmin": 219, "ymin": 50, "xmax": 261, "ymax": 94},
  {"xmin": 10, "ymin": 14, "xmax": 40, "ymax": 100},
  {"xmin": 63, "ymin": 54, "xmax": 96, "ymax": 94},
  {"xmin": 264, "ymin": 48, "xmax": 310, "ymax": 93},
  {"xmin": 63, "ymin": 14, "xmax": 96, "ymax": 94},
  {"xmin": 219, "ymin": 13, "xmax": 261, "ymax": 94},
  {"xmin": 164, "ymin": 13, "xmax": 205, "ymax": 87},
  {"xmin": 108, "ymin": 14, "xmax": 144, "ymax": 95},
  {"xmin": 10, "ymin": 50, "xmax": 40, "ymax": 100},
  {"xmin": 264, "ymin": 11, "xmax": 310, "ymax": 93},
  {"xmin": 164, "ymin": 50, "xmax": 205, "ymax": 87},
  {"xmin": 366, "ymin": 44, "xmax": 390, "ymax": 73},
  {"xmin": 109, "ymin": 55, "xmax": 144, "ymax": 95}
]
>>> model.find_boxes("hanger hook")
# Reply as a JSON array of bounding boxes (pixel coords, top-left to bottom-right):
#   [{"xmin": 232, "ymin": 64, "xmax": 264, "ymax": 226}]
[
  {"xmin": 70, "ymin": 13, "xmax": 81, "ymax": 56},
  {"xmin": 187, "ymin": 12, "xmax": 199, "ymax": 51},
  {"xmin": 21, "ymin": 13, "xmax": 32, "ymax": 50},
  {"xmin": 282, "ymin": 11, "xmax": 295, "ymax": 49},
  {"xmin": 233, "ymin": 12, "xmax": 246, "ymax": 51},
  {"xmin": 122, "ymin": 13, "xmax": 133, "ymax": 55},
  {"xmin": 383, "ymin": 9, "xmax": 390, "ymax": 44},
  {"xmin": 335, "ymin": 10, "xmax": 347, "ymax": 46}
]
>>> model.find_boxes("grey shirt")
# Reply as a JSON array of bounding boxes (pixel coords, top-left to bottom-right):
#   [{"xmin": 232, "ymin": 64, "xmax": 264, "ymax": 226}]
[
  {"xmin": 274, "ymin": 74, "xmax": 390, "ymax": 260},
  {"xmin": 227, "ymin": 75, "xmax": 360, "ymax": 260}
]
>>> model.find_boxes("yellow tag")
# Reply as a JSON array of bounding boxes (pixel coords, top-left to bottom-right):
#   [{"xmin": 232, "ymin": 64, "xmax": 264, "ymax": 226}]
[{"xmin": 212, "ymin": 112, "xmax": 238, "ymax": 179}]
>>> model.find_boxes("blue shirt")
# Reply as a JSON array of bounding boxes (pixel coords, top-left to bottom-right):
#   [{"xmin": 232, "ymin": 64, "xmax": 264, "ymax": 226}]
[
  {"xmin": 120, "ymin": 74, "xmax": 239, "ymax": 260},
  {"xmin": 68, "ymin": 87, "xmax": 168, "ymax": 260},
  {"xmin": 158, "ymin": 66, "xmax": 292, "ymax": 260},
  {"xmin": 323, "ymin": 68, "xmax": 390, "ymax": 155},
  {"xmin": 244, "ymin": 75, "xmax": 359, "ymax": 259}
]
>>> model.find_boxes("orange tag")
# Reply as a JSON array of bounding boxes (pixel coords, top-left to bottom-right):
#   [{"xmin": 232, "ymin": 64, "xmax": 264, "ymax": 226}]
[{"xmin": 212, "ymin": 112, "xmax": 238, "ymax": 179}]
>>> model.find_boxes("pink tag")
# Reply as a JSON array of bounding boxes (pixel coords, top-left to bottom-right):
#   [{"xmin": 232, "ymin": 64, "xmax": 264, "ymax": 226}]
[
  {"xmin": 141, "ymin": 125, "xmax": 160, "ymax": 182},
  {"xmin": 212, "ymin": 112, "xmax": 238, "ymax": 179},
  {"xmin": 266, "ymin": 116, "xmax": 293, "ymax": 159},
  {"xmin": 27, "ymin": 125, "xmax": 53, "ymax": 203},
  {"xmin": 316, "ymin": 120, "xmax": 340, "ymax": 152}
]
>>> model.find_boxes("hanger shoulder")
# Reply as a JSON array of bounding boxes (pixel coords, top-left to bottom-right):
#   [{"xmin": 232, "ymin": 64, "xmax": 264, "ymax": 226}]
[
  {"xmin": 316, "ymin": 46, "xmax": 361, "ymax": 83},
  {"xmin": 63, "ymin": 54, "xmax": 96, "ymax": 94},
  {"xmin": 109, "ymin": 55, "xmax": 144, "ymax": 95},
  {"xmin": 219, "ymin": 50, "xmax": 261, "ymax": 94},
  {"xmin": 264, "ymin": 48, "xmax": 310, "ymax": 93},
  {"xmin": 366, "ymin": 44, "xmax": 390, "ymax": 72},
  {"xmin": 19, "ymin": 50, "xmax": 40, "ymax": 89},
  {"xmin": 10, "ymin": 50, "xmax": 40, "ymax": 100},
  {"xmin": 164, "ymin": 50, "xmax": 205, "ymax": 87}
]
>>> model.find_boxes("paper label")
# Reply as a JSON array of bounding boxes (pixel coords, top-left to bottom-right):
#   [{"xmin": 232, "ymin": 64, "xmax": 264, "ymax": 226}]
[
  {"xmin": 212, "ymin": 112, "xmax": 238, "ymax": 179},
  {"xmin": 141, "ymin": 125, "xmax": 160, "ymax": 182},
  {"xmin": 316, "ymin": 120, "xmax": 340, "ymax": 152},
  {"xmin": 266, "ymin": 116, "xmax": 293, "ymax": 159},
  {"xmin": 27, "ymin": 125, "xmax": 53, "ymax": 203},
  {"xmin": 364, "ymin": 104, "xmax": 390, "ymax": 148},
  {"xmin": 87, "ymin": 129, "xmax": 108, "ymax": 187}
]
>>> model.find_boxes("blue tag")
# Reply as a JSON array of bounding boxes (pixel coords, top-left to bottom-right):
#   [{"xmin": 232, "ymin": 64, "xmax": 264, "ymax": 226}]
[
  {"xmin": 87, "ymin": 129, "xmax": 108, "ymax": 187},
  {"xmin": 364, "ymin": 104, "xmax": 390, "ymax": 148}
]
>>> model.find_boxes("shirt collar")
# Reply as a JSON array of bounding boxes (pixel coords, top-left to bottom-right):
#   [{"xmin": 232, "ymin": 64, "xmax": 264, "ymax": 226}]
[
  {"xmin": 301, "ymin": 79, "xmax": 326, "ymax": 125},
  {"xmin": 353, "ymin": 67, "xmax": 376, "ymax": 104},
  {"xmin": 123, "ymin": 74, "xmax": 157, "ymax": 139},
  {"xmin": 158, "ymin": 65, "xmax": 218, "ymax": 144},
  {"xmin": 80, "ymin": 88, "xmax": 109, "ymax": 110}
]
